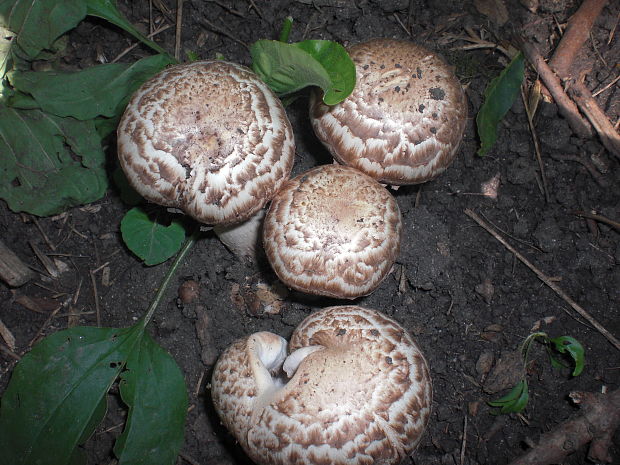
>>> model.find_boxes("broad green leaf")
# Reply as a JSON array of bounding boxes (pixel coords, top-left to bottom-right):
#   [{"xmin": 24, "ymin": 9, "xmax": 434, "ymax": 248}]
[
  {"xmin": 121, "ymin": 207, "xmax": 186, "ymax": 265},
  {"xmin": 251, "ymin": 39, "xmax": 355, "ymax": 105},
  {"xmin": 85, "ymin": 0, "xmax": 170, "ymax": 57},
  {"xmin": 549, "ymin": 336, "xmax": 585, "ymax": 376},
  {"xmin": 476, "ymin": 52, "xmax": 524, "ymax": 156},
  {"xmin": 0, "ymin": 0, "xmax": 86, "ymax": 59},
  {"xmin": 0, "ymin": 325, "xmax": 144, "ymax": 465},
  {"xmin": 293, "ymin": 40, "xmax": 356, "ymax": 104},
  {"xmin": 0, "ymin": 105, "xmax": 108, "ymax": 216},
  {"xmin": 488, "ymin": 380, "xmax": 529, "ymax": 414},
  {"xmin": 114, "ymin": 332, "xmax": 188, "ymax": 465},
  {"xmin": 8, "ymin": 54, "xmax": 175, "ymax": 120}
]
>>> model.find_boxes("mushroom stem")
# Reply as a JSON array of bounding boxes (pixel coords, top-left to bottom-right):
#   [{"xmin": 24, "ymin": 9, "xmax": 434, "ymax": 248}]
[
  {"xmin": 213, "ymin": 208, "xmax": 267, "ymax": 262},
  {"xmin": 282, "ymin": 345, "xmax": 324, "ymax": 377}
]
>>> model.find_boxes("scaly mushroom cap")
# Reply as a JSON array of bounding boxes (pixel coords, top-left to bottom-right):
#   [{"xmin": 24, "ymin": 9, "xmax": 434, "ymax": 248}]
[
  {"xmin": 211, "ymin": 306, "xmax": 432, "ymax": 465},
  {"xmin": 117, "ymin": 60, "xmax": 295, "ymax": 225},
  {"xmin": 263, "ymin": 164, "xmax": 402, "ymax": 299},
  {"xmin": 310, "ymin": 38, "xmax": 467, "ymax": 185}
]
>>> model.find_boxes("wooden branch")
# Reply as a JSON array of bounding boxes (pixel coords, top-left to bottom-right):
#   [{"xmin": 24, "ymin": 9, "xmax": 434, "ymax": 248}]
[
  {"xmin": 518, "ymin": 39, "xmax": 593, "ymax": 138},
  {"xmin": 508, "ymin": 389, "xmax": 620, "ymax": 465},
  {"xmin": 568, "ymin": 79, "xmax": 620, "ymax": 158},
  {"xmin": 549, "ymin": 0, "xmax": 609, "ymax": 79}
]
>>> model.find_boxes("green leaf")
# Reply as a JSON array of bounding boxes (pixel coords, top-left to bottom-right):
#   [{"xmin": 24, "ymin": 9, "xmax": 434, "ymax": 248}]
[
  {"xmin": 476, "ymin": 52, "xmax": 525, "ymax": 156},
  {"xmin": 85, "ymin": 0, "xmax": 171, "ymax": 57},
  {"xmin": 121, "ymin": 207, "xmax": 186, "ymax": 265},
  {"xmin": 549, "ymin": 336, "xmax": 585, "ymax": 376},
  {"xmin": 488, "ymin": 380, "xmax": 529, "ymax": 414},
  {"xmin": 250, "ymin": 39, "xmax": 355, "ymax": 105},
  {"xmin": 113, "ymin": 166, "xmax": 143, "ymax": 206},
  {"xmin": 0, "ymin": 105, "xmax": 108, "ymax": 216},
  {"xmin": 0, "ymin": 325, "xmax": 144, "ymax": 465},
  {"xmin": 8, "ymin": 54, "xmax": 175, "ymax": 120},
  {"xmin": 114, "ymin": 332, "xmax": 188, "ymax": 465},
  {"xmin": 0, "ymin": 0, "xmax": 87, "ymax": 59}
]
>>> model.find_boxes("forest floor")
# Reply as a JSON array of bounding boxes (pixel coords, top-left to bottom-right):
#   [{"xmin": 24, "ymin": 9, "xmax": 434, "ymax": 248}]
[{"xmin": 0, "ymin": 1, "xmax": 619, "ymax": 464}]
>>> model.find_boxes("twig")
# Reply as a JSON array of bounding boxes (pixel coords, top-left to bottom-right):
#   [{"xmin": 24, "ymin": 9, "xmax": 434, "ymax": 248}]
[
  {"xmin": 568, "ymin": 78, "xmax": 620, "ymax": 158},
  {"xmin": 521, "ymin": 85, "xmax": 550, "ymax": 202},
  {"xmin": 460, "ymin": 414, "xmax": 468, "ymax": 465},
  {"xmin": 518, "ymin": 38, "xmax": 592, "ymax": 138},
  {"xmin": 175, "ymin": 0, "xmax": 183, "ymax": 61},
  {"xmin": 548, "ymin": 0, "xmax": 608, "ymax": 80},
  {"xmin": 197, "ymin": 17, "xmax": 249, "ymax": 50},
  {"xmin": 592, "ymin": 74, "xmax": 620, "ymax": 97},
  {"xmin": 111, "ymin": 24, "xmax": 172, "ymax": 63},
  {"xmin": 464, "ymin": 209, "xmax": 620, "ymax": 351},
  {"xmin": 507, "ymin": 389, "xmax": 620, "ymax": 465},
  {"xmin": 571, "ymin": 210, "xmax": 620, "ymax": 231}
]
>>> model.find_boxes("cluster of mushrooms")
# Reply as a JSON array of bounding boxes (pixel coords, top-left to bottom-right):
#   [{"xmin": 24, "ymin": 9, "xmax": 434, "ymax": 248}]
[{"xmin": 118, "ymin": 38, "xmax": 466, "ymax": 465}]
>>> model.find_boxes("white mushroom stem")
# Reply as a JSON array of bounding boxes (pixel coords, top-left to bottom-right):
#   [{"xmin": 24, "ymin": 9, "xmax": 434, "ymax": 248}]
[
  {"xmin": 213, "ymin": 208, "xmax": 267, "ymax": 262},
  {"xmin": 282, "ymin": 345, "xmax": 324, "ymax": 378}
]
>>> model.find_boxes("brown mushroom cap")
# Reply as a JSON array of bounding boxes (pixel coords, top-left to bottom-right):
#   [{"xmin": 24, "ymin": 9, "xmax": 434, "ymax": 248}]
[
  {"xmin": 117, "ymin": 60, "xmax": 295, "ymax": 225},
  {"xmin": 211, "ymin": 305, "xmax": 433, "ymax": 465},
  {"xmin": 310, "ymin": 38, "xmax": 467, "ymax": 185},
  {"xmin": 263, "ymin": 164, "xmax": 402, "ymax": 299}
]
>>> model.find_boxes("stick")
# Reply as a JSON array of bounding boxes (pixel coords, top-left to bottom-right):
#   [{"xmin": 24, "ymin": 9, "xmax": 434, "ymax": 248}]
[
  {"xmin": 507, "ymin": 389, "xmax": 620, "ymax": 465},
  {"xmin": 0, "ymin": 239, "xmax": 34, "ymax": 287},
  {"xmin": 464, "ymin": 209, "xmax": 620, "ymax": 351},
  {"xmin": 568, "ymin": 79, "xmax": 620, "ymax": 158},
  {"xmin": 518, "ymin": 39, "xmax": 592, "ymax": 138},
  {"xmin": 549, "ymin": 0, "xmax": 609, "ymax": 80},
  {"xmin": 175, "ymin": 0, "xmax": 183, "ymax": 61}
]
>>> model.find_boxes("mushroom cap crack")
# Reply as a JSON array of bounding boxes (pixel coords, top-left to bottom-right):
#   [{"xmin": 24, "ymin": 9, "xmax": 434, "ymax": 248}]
[{"xmin": 211, "ymin": 306, "xmax": 432, "ymax": 465}]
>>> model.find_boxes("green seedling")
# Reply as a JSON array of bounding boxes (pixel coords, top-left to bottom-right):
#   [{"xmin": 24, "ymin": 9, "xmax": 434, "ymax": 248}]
[{"xmin": 489, "ymin": 331, "xmax": 585, "ymax": 414}]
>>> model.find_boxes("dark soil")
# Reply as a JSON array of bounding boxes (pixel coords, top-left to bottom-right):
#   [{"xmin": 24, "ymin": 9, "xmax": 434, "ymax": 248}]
[{"xmin": 1, "ymin": 1, "xmax": 619, "ymax": 464}]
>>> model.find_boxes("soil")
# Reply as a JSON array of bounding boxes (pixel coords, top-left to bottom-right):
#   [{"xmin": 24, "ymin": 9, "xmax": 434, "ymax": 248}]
[{"xmin": 1, "ymin": 1, "xmax": 619, "ymax": 464}]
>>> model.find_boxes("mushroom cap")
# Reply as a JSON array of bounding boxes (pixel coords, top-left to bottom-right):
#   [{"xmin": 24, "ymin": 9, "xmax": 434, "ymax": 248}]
[
  {"xmin": 117, "ymin": 60, "xmax": 295, "ymax": 225},
  {"xmin": 211, "ymin": 306, "xmax": 432, "ymax": 465},
  {"xmin": 263, "ymin": 164, "xmax": 402, "ymax": 299},
  {"xmin": 310, "ymin": 38, "xmax": 468, "ymax": 185}
]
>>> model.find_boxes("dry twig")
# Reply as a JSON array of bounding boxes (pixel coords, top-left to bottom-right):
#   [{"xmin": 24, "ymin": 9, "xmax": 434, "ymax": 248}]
[{"xmin": 464, "ymin": 209, "xmax": 620, "ymax": 351}]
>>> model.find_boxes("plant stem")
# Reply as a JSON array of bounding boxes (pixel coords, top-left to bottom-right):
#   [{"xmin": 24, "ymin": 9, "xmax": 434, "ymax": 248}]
[
  {"xmin": 142, "ymin": 229, "xmax": 200, "ymax": 327},
  {"xmin": 279, "ymin": 16, "xmax": 293, "ymax": 43}
]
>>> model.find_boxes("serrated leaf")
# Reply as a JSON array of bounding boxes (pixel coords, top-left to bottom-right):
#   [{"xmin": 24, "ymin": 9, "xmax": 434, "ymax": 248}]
[
  {"xmin": 0, "ymin": 0, "xmax": 87, "ymax": 59},
  {"xmin": 549, "ymin": 336, "xmax": 585, "ymax": 376},
  {"xmin": 251, "ymin": 39, "xmax": 355, "ymax": 105},
  {"xmin": 0, "ymin": 105, "xmax": 108, "ymax": 216},
  {"xmin": 114, "ymin": 331, "xmax": 188, "ymax": 465},
  {"xmin": 0, "ymin": 325, "xmax": 144, "ymax": 465},
  {"xmin": 488, "ymin": 380, "xmax": 529, "ymax": 414},
  {"xmin": 476, "ymin": 52, "xmax": 524, "ymax": 156},
  {"xmin": 8, "ymin": 54, "xmax": 175, "ymax": 120},
  {"xmin": 85, "ymin": 0, "xmax": 170, "ymax": 57},
  {"xmin": 121, "ymin": 207, "xmax": 186, "ymax": 265}
]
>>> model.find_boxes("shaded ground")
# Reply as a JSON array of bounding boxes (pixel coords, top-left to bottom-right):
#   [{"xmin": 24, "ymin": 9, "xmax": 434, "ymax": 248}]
[{"xmin": 1, "ymin": 1, "xmax": 619, "ymax": 464}]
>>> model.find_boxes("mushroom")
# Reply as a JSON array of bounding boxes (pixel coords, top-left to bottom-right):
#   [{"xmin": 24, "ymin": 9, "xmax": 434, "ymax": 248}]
[
  {"xmin": 310, "ymin": 38, "xmax": 468, "ymax": 186},
  {"xmin": 117, "ymin": 60, "xmax": 295, "ymax": 257},
  {"xmin": 262, "ymin": 164, "xmax": 402, "ymax": 299},
  {"xmin": 211, "ymin": 305, "xmax": 432, "ymax": 465}
]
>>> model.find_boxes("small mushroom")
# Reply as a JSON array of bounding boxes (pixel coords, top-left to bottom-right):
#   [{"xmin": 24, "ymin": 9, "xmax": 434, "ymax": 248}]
[
  {"xmin": 117, "ymin": 60, "xmax": 295, "ymax": 242},
  {"xmin": 310, "ymin": 38, "xmax": 468, "ymax": 185},
  {"xmin": 263, "ymin": 164, "xmax": 402, "ymax": 299},
  {"xmin": 211, "ymin": 305, "xmax": 432, "ymax": 465}
]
